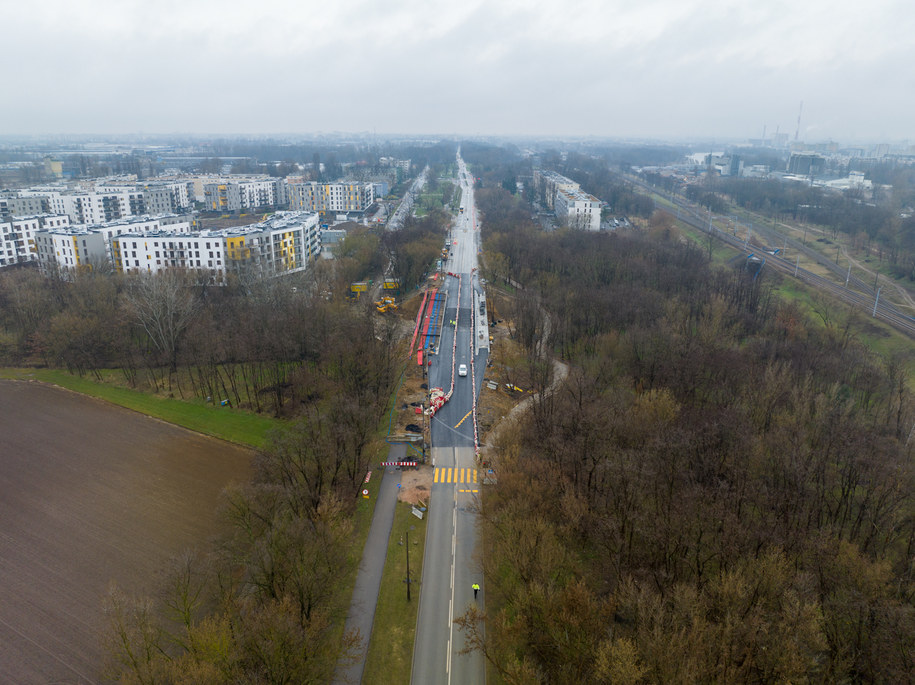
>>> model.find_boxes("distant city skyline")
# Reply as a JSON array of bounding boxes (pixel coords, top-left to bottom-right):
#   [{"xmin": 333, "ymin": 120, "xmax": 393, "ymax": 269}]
[{"xmin": 2, "ymin": 0, "xmax": 912, "ymax": 143}]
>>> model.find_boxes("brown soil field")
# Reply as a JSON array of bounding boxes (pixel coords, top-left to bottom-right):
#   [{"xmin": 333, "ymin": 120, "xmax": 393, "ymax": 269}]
[{"xmin": 0, "ymin": 380, "xmax": 253, "ymax": 683}]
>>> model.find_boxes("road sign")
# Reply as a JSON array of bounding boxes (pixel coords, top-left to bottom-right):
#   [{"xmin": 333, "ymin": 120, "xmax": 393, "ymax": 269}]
[{"xmin": 362, "ymin": 489, "xmax": 369, "ymax": 498}]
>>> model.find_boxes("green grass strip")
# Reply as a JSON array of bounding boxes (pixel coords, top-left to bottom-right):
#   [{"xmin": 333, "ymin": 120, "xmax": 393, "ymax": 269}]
[
  {"xmin": 0, "ymin": 368, "xmax": 279, "ymax": 448},
  {"xmin": 362, "ymin": 499, "xmax": 427, "ymax": 683}
]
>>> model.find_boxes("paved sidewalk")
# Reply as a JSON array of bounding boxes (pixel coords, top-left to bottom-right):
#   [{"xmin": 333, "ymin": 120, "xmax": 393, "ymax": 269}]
[{"xmin": 334, "ymin": 443, "xmax": 405, "ymax": 685}]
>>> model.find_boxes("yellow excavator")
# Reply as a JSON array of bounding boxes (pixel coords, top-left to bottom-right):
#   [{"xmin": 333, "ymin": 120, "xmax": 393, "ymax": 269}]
[{"xmin": 375, "ymin": 296, "xmax": 398, "ymax": 313}]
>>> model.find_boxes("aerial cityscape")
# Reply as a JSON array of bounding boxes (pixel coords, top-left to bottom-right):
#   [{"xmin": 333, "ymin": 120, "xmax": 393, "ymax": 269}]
[{"xmin": 2, "ymin": 1, "xmax": 915, "ymax": 683}]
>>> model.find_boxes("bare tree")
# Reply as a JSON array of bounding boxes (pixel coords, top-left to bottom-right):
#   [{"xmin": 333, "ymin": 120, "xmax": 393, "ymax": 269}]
[{"xmin": 124, "ymin": 269, "xmax": 200, "ymax": 372}]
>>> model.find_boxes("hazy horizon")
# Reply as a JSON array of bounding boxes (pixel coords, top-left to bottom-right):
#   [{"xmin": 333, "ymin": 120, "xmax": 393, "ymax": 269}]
[{"xmin": 2, "ymin": 0, "xmax": 913, "ymax": 143}]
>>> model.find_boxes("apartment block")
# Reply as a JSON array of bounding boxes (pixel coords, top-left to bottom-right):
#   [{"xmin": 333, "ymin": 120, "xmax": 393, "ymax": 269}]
[
  {"xmin": 533, "ymin": 169, "xmax": 601, "ymax": 230},
  {"xmin": 34, "ymin": 215, "xmax": 192, "ymax": 273},
  {"xmin": 533, "ymin": 169, "xmax": 581, "ymax": 210},
  {"xmin": 0, "ymin": 194, "xmax": 49, "ymax": 219},
  {"xmin": 554, "ymin": 187, "xmax": 601, "ymax": 231},
  {"xmin": 204, "ymin": 177, "xmax": 286, "ymax": 212},
  {"xmin": 0, "ymin": 214, "xmax": 71, "ymax": 267},
  {"xmin": 111, "ymin": 211, "xmax": 319, "ymax": 281},
  {"xmin": 286, "ymin": 181, "xmax": 374, "ymax": 213}
]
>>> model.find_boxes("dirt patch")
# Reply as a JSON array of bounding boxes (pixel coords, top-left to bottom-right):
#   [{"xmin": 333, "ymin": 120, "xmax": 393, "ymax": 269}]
[
  {"xmin": 397, "ymin": 466, "xmax": 433, "ymax": 506},
  {"xmin": 0, "ymin": 380, "xmax": 252, "ymax": 683}
]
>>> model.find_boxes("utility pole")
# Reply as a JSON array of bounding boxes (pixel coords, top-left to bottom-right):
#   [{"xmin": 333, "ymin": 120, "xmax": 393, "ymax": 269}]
[
  {"xmin": 845, "ymin": 264, "xmax": 851, "ymax": 288},
  {"xmin": 873, "ymin": 287, "xmax": 882, "ymax": 317},
  {"xmin": 795, "ymin": 255, "xmax": 800, "ymax": 277}
]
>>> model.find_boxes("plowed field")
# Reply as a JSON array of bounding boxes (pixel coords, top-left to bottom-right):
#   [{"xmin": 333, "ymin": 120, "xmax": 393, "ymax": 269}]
[{"xmin": 0, "ymin": 380, "xmax": 252, "ymax": 683}]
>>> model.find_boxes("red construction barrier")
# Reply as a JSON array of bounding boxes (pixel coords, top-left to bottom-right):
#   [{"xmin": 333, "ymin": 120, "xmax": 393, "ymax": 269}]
[
  {"xmin": 410, "ymin": 289, "xmax": 430, "ymax": 355},
  {"xmin": 418, "ymin": 288, "xmax": 438, "ymax": 351}
]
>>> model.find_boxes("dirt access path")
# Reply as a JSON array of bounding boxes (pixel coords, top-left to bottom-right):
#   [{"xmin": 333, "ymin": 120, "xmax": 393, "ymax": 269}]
[
  {"xmin": 0, "ymin": 380, "xmax": 252, "ymax": 683},
  {"xmin": 840, "ymin": 243, "xmax": 915, "ymax": 313}
]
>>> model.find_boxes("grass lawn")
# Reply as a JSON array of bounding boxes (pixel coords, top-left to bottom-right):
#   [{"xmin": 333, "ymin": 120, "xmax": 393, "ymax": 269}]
[
  {"xmin": 679, "ymin": 222, "xmax": 743, "ymax": 264},
  {"xmin": 362, "ymin": 499, "xmax": 427, "ymax": 683},
  {"xmin": 0, "ymin": 367, "xmax": 280, "ymax": 448},
  {"xmin": 771, "ymin": 277, "xmax": 915, "ymax": 384}
]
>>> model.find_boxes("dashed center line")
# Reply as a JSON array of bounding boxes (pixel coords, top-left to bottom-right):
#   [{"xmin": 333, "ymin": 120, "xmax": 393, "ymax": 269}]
[{"xmin": 454, "ymin": 410, "xmax": 473, "ymax": 428}]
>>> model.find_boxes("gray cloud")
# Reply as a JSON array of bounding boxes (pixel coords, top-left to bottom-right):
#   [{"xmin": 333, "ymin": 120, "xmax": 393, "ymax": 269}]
[{"xmin": 1, "ymin": 0, "xmax": 912, "ymax": 141}]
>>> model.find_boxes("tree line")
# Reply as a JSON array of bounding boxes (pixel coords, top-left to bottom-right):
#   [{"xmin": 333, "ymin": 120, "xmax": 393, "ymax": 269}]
[
  {"xmin": 0, "ymin": 203, "xmax": 450, "ymax": 413},
  {"xmin": 102, "ymin": 329, "xmax": 395, "ymax": 680},
  {"xmin": 467, "ymin": 186, "xmax": 915, "ymax": 683}
]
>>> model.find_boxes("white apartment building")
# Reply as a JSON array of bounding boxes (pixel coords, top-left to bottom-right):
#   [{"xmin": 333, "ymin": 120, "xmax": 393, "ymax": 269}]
[
  {"xmin": 15, "ymin": 182, "xmax": 190, "ymax": 224},
  {"xmin": 113, "ymin": 232, "xmax": 228, "ymax": 275},
  {"xmin": 35, "ymin": 229, "xmax": 109, "ymax": 271},
  {"xmin": 554, "ymin": 188, "xmax": 602, "ymax": 231},
  {"xmin": 0, "ymin": 214, "xmax": 70, "ymax": 267},
  {"xmin": 204, "ymin": 177, "xmax": 286, "ymax": 212},
  {"xmin": 111, "ymin": 211, "xmax": 319, "ymax": 281},
  {"xmin": 96, "ymin": 181, "xmax": 192, "ymax": 214},
  {"xmin": 0, "ymin": 194, "xmax": 48, "ymax": 218},
  {"xmin": 533, "ymin": 169, "xmax": 581, "ymax": 210},
  {"xmin": 533, "ymin": 169, "xmax": 602, "ymax": 230},
  {"xmin": 287, "ymin": 181, "xmax": 374, "ymax": 213},
  {"xmin": 34, "ymin": 215, "xmax": 192, "ymax": 273},
  {"xmin": 36, "ymin": 189, "xmax": 145, "ymax": 224}
]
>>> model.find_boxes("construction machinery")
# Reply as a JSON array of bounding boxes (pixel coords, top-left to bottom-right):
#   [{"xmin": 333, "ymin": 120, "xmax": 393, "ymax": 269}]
[{"xmin": 375, "ymin": 296, "xmax": 398, "ymax": 313}]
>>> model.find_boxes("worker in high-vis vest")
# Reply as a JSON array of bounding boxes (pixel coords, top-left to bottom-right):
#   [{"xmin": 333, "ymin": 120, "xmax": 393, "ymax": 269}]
[{"xmin": 472, "ymin": 583, "xmax": 480, "ymax": 599}]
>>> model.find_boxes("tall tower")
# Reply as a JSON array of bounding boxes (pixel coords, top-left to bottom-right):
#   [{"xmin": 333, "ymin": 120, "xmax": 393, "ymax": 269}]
[{"xmin": 794, "ymin": 101, "xmax": 804, "ymax": 142}]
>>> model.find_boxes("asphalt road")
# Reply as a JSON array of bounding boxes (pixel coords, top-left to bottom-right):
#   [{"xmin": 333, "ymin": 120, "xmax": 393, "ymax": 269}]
[
  {"xmin": 412, "ymin": 152, "xmax": 487, "ymax": 685},
  {"xmin": 388, "ymin": 166, "xmax": 429, "ymax": 230}
]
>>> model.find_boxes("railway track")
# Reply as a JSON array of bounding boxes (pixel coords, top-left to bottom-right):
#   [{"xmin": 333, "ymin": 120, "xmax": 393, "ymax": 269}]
[{"xmin": 629, "ymin": 176, "xmax": 915, "ymax": 338}]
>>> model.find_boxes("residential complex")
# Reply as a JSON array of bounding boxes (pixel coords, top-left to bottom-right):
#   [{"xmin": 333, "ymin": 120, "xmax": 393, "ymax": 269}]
[
  {"xmin": 35, "ymin": 215, "xmax": 194, "ymax": 271},
  {"xmin": 2, "ymin": 170, "xmax": 375, "ymax": 274},
  {"xmin": 112, "ymin": 211, "xmax": 318, "ymax": 280},
  {"xmin": 8, "ymin": 180, "xmax": 192, "ymax": 225},
  {"xmin": 204, "ymin": 177, "xmax": 286, "ymax": 212},
  {"xmin": 287, "ymin": 181, "xmax": 374, "ymax": 214},
  {"xmin": 1, "ymin": 214, "xmax": 70, "ymax": 267},
  {"xmin": 533, "ymin": 169, "xmax": 602, "ymax": 231},
  {"xmin": 554, "ymin": 186, "xmax": 601, "ymax": 231}
]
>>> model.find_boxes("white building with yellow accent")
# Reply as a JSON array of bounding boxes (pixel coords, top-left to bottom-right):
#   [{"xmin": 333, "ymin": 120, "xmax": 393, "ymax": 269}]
[
  {"xmin": 287, "ymin": 181, "xmax": 374, "ymax": 213},
  {"xmin": 204, "ymin": 177, "xmax": 286, "ymax": 212},
  {"xmin": 110, "ymin": 211, "xmax": 319, "ymax": 281},
  {"xmin": 34, "ymin": 215, "xmax": 192, "ymax": 273}
]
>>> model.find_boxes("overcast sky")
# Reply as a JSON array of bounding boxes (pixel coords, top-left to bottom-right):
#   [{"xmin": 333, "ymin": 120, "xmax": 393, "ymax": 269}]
[{"xmin": 2, "ymin": 0, "xmax": 912, "ymax": 143}]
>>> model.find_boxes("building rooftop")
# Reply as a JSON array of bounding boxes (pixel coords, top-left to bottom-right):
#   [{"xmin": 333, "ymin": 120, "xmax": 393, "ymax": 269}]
[{"xmin": 557, "ymin": 188, "xmax": 599, "ymax": 203}]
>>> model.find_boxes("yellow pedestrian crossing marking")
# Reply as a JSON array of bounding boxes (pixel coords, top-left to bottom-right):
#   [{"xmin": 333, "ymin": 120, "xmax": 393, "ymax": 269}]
[{"xmin": 433, "ymin": 468, "xmax": 478, "ymax": 484}]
